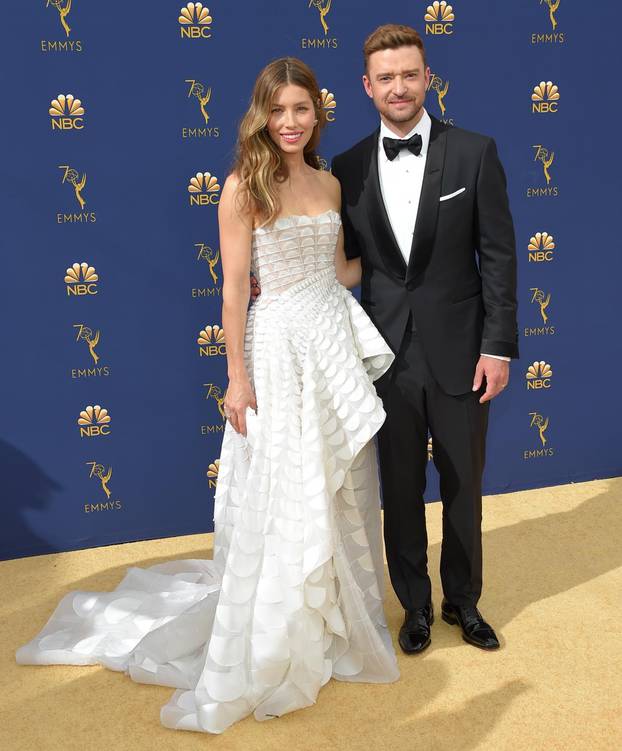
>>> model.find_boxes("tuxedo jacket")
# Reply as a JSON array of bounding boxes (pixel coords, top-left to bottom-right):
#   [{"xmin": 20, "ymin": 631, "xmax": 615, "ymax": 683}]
[{"xmin": 332, "ymin": 115, "xmax": 519, "ymax": 396}]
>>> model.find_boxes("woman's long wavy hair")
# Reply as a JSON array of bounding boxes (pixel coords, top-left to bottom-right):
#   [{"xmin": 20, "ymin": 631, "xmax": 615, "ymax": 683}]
[{"xmin": 232, "ymin": 57, "xmax": 326, "ymax": 227}]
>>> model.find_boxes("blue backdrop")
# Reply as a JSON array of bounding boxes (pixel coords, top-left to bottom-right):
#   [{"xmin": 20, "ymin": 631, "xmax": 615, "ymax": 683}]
[{"xmin": 2, "ymin": 1, "xmax": 620, "ymax": 560}]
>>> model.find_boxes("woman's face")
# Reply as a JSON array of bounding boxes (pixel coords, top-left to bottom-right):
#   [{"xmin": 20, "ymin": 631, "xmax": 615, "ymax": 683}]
[{"xmin": 267, "ymin": 84, "xmax": 317, "ymax": 155}]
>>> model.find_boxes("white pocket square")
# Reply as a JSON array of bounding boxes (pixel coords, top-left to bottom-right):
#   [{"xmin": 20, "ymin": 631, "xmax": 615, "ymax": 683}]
[{"xmin": 439, "ymin": 187, "xmax": 466, "ymax": 202}]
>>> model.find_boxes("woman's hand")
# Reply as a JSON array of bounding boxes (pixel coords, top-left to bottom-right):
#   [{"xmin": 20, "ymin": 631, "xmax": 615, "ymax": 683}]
[{"xmin": 224, "ymin": 377, "xmax": 257, "ymax": 436}]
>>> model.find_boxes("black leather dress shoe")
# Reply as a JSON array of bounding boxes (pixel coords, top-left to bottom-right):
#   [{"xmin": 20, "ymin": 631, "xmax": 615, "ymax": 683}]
[
  {"xmin": 441, "ymin": 599, "xmax": 500, "ymax": 650},
  {"xmin": 398, "ymin": 602, "xmax": 434, "ymax": 654}
]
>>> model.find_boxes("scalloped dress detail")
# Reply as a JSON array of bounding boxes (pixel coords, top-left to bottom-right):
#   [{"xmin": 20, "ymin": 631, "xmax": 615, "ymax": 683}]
[{"xmin": 15, "ymin": 209, "xmax": 399, "ymax": 733}]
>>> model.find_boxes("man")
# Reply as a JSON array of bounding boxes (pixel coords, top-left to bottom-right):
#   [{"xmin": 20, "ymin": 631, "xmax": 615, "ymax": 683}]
[{"xmin": 331, "ymin": 24, "xmax": 518, "ymax": 653}]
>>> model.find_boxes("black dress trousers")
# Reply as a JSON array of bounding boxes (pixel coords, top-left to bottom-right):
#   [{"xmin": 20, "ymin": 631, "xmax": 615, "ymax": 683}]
[{"xmin": 376, "ymin": 321, "xmax": 490, "ymax": 611}]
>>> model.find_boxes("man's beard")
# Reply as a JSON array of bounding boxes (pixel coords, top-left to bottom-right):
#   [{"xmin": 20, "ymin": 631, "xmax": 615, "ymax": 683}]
[{"xmin": 383, "ymin": 99, "xmax": 422, "ymax": 125}]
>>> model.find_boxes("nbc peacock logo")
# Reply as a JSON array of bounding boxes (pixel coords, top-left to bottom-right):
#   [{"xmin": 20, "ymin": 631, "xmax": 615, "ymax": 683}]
[
  {"xmin": 528, "ymin": 232, "xmax": 555, "ymax": 262},
  {"xmin": 207, "ymin": 459, "xmax": 220, "ymax": 490},
  {"xmin": 49, "ymin": 93, "xmax": 85, "ymax": 130},
  {"xmin": 321, "ymin": 88, "xmax": 336, "ymax": 123},
  {"xmin": 78, "ymin": 405, "xmax": 111, "ymax": 438},
  {"xmin": 179, "ymin": 2, "xmax": 212, "ymax": 38},
  {"xmin": 525, "ymin": 361, "xmax": 553, "ymax": 390},
  {"xmin": 198, "ymin": 324, "xmax": 226, "ymax": 356},
  {"xmin": 426, "ymin": 72, "xmax": 451, "ymax": 121},
  {"xmin": 532, "ymin": 81, "xmax": 560, "ymax": 113},
  {"xmin": 65, "ymin": 262, "xmax": 98, "ymax": 296},
  {"xmin": 188, "ymin": 172, "xmax": 220, "ymax": 206},
  {"xmin": 425, "ymin": 2, "xmax": 455, "ymax": 35}
]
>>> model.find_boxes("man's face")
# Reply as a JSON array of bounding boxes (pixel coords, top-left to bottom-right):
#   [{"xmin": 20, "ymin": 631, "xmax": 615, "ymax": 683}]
[{"xmin": 363, "ymin": 46, "xmax": 430, "ymax": 130}]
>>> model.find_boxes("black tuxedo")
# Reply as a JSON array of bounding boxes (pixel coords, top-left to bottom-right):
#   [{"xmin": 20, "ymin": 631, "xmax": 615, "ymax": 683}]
[
  {"xmin": 333, "ymin": 115, "xmax": 518, "ymax": 394},
  {"xmin": 332, "ymin": 115, "xmax": 518, "ymax": 610}
]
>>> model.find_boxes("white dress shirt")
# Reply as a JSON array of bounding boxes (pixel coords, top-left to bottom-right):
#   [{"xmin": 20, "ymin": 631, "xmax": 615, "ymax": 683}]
[
  {"xmin": 376, "ymin": 109, "xmax": 510, "ymax": 362},
  {"xmin": 377, "ymin": 110, "xmax": 431, "ymax": 264}
]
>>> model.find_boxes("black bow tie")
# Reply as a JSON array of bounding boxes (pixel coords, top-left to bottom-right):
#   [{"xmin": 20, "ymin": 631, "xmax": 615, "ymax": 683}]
[{"xmin": 382, "ymin": 133, "xmax": 423, "ymax": 161}]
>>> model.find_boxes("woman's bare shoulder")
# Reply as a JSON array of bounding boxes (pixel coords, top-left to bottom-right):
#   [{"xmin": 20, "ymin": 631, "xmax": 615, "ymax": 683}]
[
  {"xmin": 219, "ymin": 172, "xmax": 254, "ymax": 228},
  {"xmin": 222, "ymin": 171, "xmax": 242, "ymax": 194},
  {"xmin": 316, "ymin": 167, "xmax": 341, "ymax": 201}
]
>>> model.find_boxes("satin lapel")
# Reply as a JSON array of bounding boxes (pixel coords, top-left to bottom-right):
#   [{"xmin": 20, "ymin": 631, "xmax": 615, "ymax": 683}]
[
  {"xmin": 364, "ymin": 130, "xmax": 407, "ymax": 278},
  {"xmin": 406, "ymin": 117, "xmax": 448, "ymax": 283}
]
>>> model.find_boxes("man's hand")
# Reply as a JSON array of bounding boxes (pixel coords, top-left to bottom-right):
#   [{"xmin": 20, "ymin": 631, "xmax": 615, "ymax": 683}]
[
  {"xmin": 250, "ymin": 274, "xmax": 260, "ymax": 301},
  {"xmin": 472, "ymin": 356, "xmax": 510, "ymax": 404}
]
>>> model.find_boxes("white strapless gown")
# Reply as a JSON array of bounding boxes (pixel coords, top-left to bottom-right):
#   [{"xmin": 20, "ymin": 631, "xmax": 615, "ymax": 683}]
[{"xmin": 16, "ymin": 209, "xmax": 400, "ymax": 733}]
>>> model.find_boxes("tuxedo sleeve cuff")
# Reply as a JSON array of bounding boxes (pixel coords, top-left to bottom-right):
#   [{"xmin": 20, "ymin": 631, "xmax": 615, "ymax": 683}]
[
  {"xmin": 481, "ymin": 353, "xmax": 511, "ymax": 362},
  {"xmin": 480, "ymin": 339, "xmax": 519, "ymax": 359}
]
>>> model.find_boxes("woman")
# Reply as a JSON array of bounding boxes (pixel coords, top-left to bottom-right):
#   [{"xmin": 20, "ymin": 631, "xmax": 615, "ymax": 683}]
[{"xmin": 16, "ymin": 58, "xmax": 399, "ymax": 734}]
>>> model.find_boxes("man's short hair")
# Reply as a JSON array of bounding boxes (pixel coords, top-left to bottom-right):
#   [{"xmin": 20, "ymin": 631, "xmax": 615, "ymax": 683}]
[{"xmin": 364, "ymin": 24, "xmax": 427, "ymax": 71}]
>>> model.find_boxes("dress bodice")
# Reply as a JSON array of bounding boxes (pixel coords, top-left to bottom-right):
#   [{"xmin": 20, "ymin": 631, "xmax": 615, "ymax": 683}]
[{"xmin": 251, "ymin": 209, "xmax": 341, "ymax": 295}]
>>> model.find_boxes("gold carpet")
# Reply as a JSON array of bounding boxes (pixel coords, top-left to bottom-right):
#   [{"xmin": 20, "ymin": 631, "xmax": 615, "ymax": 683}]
[{"xmin": 2, "ymin": 478, "xmax": 621, "ymax": 751}]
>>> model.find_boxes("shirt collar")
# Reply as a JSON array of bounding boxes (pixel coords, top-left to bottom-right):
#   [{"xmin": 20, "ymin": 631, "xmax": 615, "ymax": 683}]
[{"xmin": 378, "ymin": 108, "xmax": 431, "ymax": 161}]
